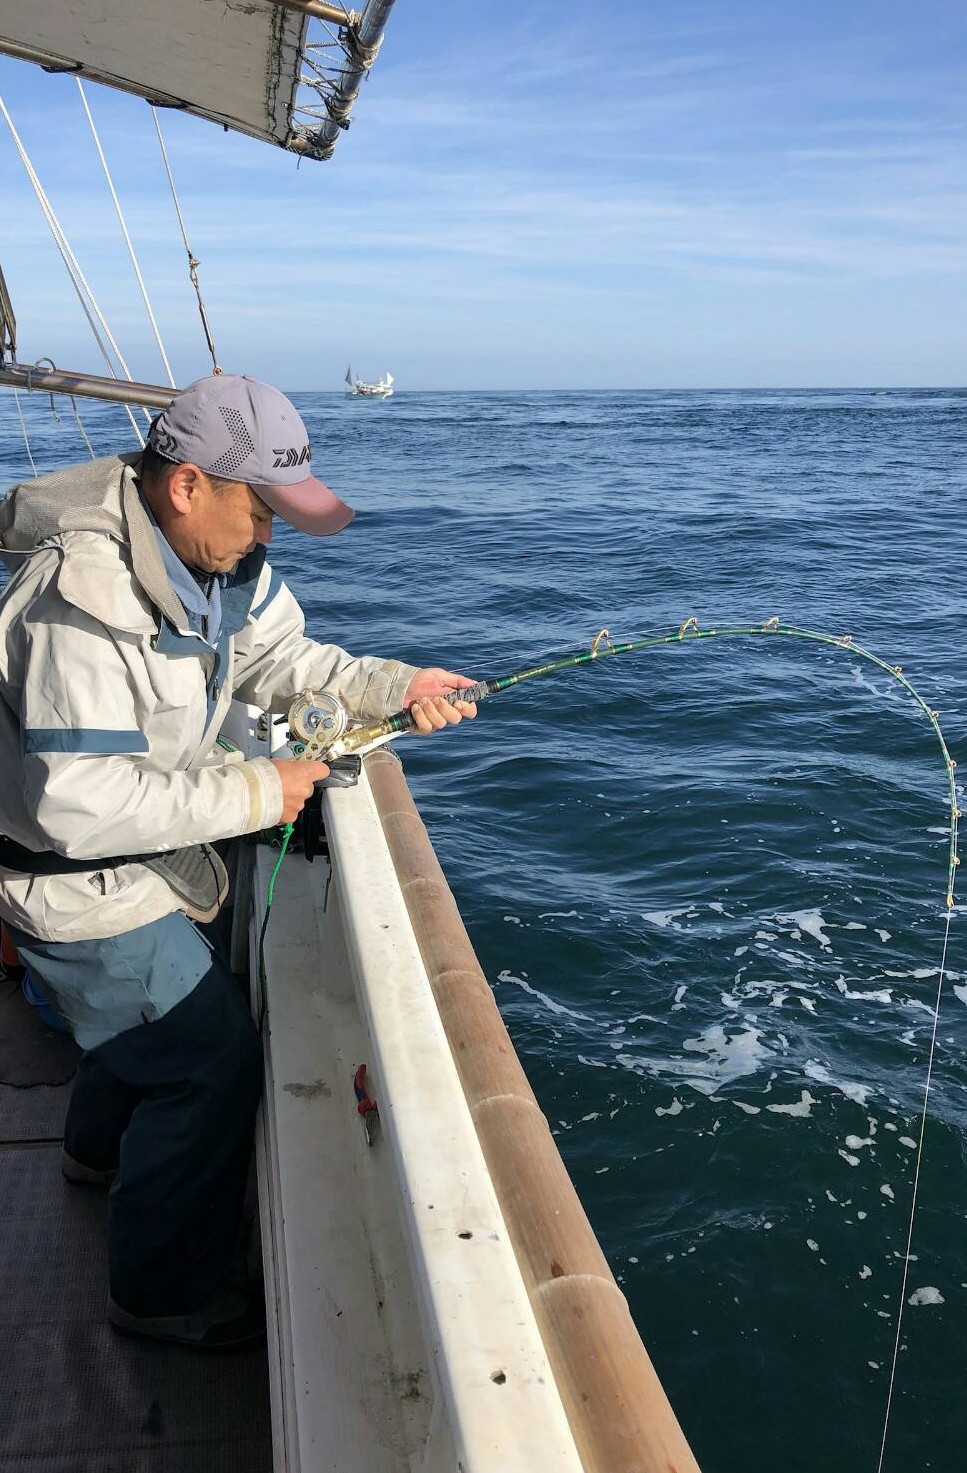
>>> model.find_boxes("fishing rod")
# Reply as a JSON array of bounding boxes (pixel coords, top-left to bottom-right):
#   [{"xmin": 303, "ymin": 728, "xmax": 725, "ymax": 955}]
[
  {"xmin": 281, "ymin": 614, "xmax": 961, "ymax": 1471},
  {"xmin": 287, "ymin": 615, "xmax": 961, "ymax": 906}
]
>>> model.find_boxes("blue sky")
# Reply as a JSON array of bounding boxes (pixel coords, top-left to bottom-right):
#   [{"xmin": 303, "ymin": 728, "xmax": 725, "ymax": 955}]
[{"xmin": 0, "ymin": 0, "xmax": 964, "ymax": 389}]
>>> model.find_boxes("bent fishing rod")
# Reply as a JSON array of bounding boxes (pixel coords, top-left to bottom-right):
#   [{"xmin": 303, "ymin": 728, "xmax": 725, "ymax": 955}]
[
  {"xmin": 287, "ymin": 615, "xmax": 960, "ymax": 907},
  {"xmin": 281, "ymin": 613, "xmax": 960, "ymax": 1470}
]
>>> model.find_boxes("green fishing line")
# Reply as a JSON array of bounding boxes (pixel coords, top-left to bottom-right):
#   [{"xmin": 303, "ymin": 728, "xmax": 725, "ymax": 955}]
[{"xmin": 256, "ymin": 820, "xmax": 294, "ymax": 1030}]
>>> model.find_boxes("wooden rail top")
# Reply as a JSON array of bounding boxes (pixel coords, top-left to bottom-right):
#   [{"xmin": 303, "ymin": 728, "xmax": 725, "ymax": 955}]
[{"xmin": 365, "ymin": 749, "xmax": 702, "ymax": 1473}]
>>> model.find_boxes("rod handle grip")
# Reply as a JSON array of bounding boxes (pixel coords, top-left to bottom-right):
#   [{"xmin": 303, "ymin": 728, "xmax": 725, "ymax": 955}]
[{"xmin": 400, "ymin": 681, "xmax": 489, "ymax": 730}]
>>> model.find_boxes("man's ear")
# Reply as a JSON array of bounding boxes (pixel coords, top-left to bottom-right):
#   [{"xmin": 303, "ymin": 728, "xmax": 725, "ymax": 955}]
[{"xmin": 166, "ymin": 463, "xmax": 207, "ymax": 517}]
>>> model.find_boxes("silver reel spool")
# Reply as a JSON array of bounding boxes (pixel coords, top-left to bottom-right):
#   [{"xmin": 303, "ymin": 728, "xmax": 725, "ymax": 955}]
[{"xmin": 286, "ymin": 690, "xmax": 349, "ymax": 757}]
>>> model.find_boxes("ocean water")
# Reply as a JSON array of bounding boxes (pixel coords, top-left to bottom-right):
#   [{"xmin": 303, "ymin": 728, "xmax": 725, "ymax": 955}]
[{"xmin": 2, "ymin": 386, "xmax": 966, "ymax": 1472}]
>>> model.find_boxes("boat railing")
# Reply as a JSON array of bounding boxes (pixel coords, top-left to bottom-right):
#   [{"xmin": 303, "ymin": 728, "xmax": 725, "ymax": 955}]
[
  {"xmin": 244, "ymin": 704, "xmax": 584, "ymax": 1471},
  {"xmin": 239, "ymin": 690, "xmax": 702, "ymax": 1471},
  {"xmin": 360, "ymin": 749, "xmax": 701, "ymax": 1473},
  {"xmin": 319, "ymin": 751, "xmax": 586, "ymax": 1470}
]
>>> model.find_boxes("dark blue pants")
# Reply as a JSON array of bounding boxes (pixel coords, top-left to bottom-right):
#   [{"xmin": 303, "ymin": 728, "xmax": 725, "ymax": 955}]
[{"xmin": 65, "ymin": 959, "xmax": 263, "ymax": 1317}]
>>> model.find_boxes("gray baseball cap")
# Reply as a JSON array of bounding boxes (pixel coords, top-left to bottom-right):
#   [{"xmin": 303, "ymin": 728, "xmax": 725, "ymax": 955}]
[{"xmin": 148, "ymin": 374, "xmax": 354, "ymax": 536}]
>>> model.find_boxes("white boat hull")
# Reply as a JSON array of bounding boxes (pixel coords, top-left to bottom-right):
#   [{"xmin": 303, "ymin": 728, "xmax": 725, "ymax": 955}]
[
  {"xmin": 219, "ymin": 698, "xmax": 702, "ymax": 1473},
  {"xmin": 244, "ymin": 756, "xmax": 584, "ymax": 1471}
]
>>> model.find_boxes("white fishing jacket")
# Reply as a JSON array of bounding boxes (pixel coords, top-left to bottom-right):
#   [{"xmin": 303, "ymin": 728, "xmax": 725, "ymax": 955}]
[{"xmin": 0, "ymin": 453, "xmax": 418, "ymax": 942}]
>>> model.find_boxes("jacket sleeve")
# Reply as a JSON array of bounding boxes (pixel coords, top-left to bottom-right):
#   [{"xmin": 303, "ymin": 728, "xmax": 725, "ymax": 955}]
[
  {"xmin": 231, "ymin": 566, "xmax": 419, "ymax": 719},
  {"xmin": 18, "ymin": 592, "xmax": 282, "ymax": 861}
]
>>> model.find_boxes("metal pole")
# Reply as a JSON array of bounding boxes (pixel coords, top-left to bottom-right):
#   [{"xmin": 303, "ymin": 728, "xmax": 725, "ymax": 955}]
[
  {"xmin": 297, "ymin": 0, "xmax": 397, "ymax": 157},
  {"xmin": 264, "ymin": 0, "xmax": 360, "ymax": 22},
  {"xmin": 0, "ymin": 361, "xmax": 176, "ymax": 410}
]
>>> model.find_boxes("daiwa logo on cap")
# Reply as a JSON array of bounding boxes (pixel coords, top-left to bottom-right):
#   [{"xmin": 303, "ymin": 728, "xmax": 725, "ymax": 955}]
[
  {"xmin": 150, "ymin": 422, "xmax": 179, "ymax": 459},
  {"xmin": 273, "ymin": 447, "xmax": 312, "ymax": 469}
]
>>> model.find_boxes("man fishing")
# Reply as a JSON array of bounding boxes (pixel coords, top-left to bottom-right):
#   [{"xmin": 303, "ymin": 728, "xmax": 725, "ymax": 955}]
[{"xmin": 0, "ymin": 373, "xmax": 475, "ymax": 1351}]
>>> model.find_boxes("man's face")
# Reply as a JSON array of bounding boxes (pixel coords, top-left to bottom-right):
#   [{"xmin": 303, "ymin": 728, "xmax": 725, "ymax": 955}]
[{"xmin": 164, "ymin": 472, "xmax": 274, "ymax": 574}]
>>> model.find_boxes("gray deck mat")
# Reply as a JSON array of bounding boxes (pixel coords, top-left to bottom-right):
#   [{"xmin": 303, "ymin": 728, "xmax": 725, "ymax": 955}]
[
  {"xmin": 0, "ymin": 1081, "xmax": 69, "ymax": 1143},
  {"xmin": 0, "ymin": 973, "xmax": 80, "ymax": 1086},
  {"xmin": 0, "ymin": 973, "xmax": 77, "ymax": 1143},
  {"xmin": 0, "ymin": 973, "xmax": 273, "ymax": 1472}
]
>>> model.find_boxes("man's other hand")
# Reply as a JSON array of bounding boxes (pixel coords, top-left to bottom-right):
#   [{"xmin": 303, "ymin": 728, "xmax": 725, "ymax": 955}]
[
  {"xmin": 270, "ymin": 758, "xmax": 331, "ymax": 822},
  {"xmin": 403, "ymin": 668, "xmax": 478, "ymax": 734}
]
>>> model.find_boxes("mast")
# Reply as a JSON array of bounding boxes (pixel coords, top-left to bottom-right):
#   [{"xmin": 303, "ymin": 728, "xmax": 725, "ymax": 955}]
[{"xmin": 0, "ymin": 264, "xmax": 16, "ymax": 362}]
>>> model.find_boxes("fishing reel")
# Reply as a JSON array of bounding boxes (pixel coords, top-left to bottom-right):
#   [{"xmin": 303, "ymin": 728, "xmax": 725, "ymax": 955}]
[
  {"xmin": 286, "ymin": 690, "xmax": 349, "ymax": 759},
  {"xmin": 287, "ymin": 686, "xmax": 412, "ymax": 762},
  {"xmin": 286, "ymin": 693, "xmax": 361, "ymax": 864},
  {"xmin": 286, "ymin": 688, "xmax": 362, "ymax": 788}
]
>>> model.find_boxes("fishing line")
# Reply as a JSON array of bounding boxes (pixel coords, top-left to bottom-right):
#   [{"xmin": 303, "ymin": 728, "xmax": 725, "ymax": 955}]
[
  {"xmin": 876, "ymin": 903, "xmax": 954, "ymax": 1473},
  {"xmin": 303, "ymin": 617, "xmax": 959, "ymax": 905},
  {"xmin": 256, "ymin": 821, "xmax": 294, "ymax": 1033},
  {"xmin": 283, "ymin": 615, "xmax": 961, "ymax": 1460}
]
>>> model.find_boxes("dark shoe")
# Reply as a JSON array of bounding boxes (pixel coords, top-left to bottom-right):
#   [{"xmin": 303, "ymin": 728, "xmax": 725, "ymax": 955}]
[
  {"xmin": 108, "ymin": 1286, "xmax": 265, "ymax": 1352},
  {"xmin": 61, "ymin": 1148, "xmax": 117, "ymax": 1187}
]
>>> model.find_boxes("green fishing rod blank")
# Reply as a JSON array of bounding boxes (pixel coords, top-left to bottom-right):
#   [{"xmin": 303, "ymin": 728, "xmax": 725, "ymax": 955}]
[{"xmin": 327, "ymin": 616, "xmax": 959, "ymax": 906}]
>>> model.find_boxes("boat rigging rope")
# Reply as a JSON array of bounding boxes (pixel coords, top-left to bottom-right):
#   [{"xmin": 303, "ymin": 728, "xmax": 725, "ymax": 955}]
[
  {"xmin": 0, "ymin": 93, "xmax": 148, "ymax": 443},
  {"xmin": 68, "ymin": 395, "xmax": 97, "ymax": 460},
  {"xmin": 10, "ymin": 359, "xmax": 96, "ymax": 473},
  {"xmin": 280, "ymin": 614, "xmax": 960, "ymax": 1463},
  {"xmin": 36, "ymin": 366, "xmax": 98, "ymax": 461},
  {"xmin": 77, "ymin": 80, "xmax": 177, "ymax": 389},
  {"xmin": 152, "ymin": 110, "xmax": 222, "ymax": 376},
  {"xmin": 11, "ymin": 388, "xmax": 37, "ymax": 476}
]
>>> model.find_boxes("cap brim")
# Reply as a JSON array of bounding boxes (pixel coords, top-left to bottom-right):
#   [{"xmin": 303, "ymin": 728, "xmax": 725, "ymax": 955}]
[{"xmin": 252, "ymin": 475, "xmax": 355, "ymax": 536}]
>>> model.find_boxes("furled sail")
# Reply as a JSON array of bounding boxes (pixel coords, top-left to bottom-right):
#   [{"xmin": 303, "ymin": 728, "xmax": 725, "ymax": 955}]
[{"xmin": 0, "ymin": 0, "xmax": 396, "ymax": 162}]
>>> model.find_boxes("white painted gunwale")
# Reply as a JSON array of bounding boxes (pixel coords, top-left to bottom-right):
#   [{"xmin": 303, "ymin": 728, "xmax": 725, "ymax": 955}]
[{"xmin": 250, "ymin": 754, "xmax": 584, "ymax": 1471}]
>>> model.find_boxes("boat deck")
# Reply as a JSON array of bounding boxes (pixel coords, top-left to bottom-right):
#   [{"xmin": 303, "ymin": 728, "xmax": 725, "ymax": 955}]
[{"xmin": 0, "ymin": 969, "xmax": 273, "ymax": 1472}]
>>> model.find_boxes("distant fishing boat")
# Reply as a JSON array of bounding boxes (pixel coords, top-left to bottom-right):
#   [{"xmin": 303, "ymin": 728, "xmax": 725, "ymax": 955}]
[{"xmin": 345, "ymin": 363, "xmax": 394, "ymax": 398}]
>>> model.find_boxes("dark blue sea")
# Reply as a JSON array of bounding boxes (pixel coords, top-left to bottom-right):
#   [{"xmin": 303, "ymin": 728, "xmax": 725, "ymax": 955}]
[{"xmin": 2, "ymin": 387, "xmax": 965, "ymax": 1472}]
